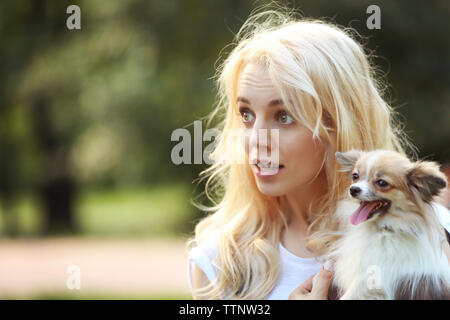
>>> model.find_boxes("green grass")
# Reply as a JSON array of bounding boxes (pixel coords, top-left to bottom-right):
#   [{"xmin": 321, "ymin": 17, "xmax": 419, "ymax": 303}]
[
  {"xmin": 0, "ymin": 183, "xmax": 195, "ymax": 237},
  {"xmin": 0, "ymin": 196, "xmax": 45, "ymax": 235},
  {"xmin": 76, "ymin": 184, "xmax": 193, "ymax": 237}
]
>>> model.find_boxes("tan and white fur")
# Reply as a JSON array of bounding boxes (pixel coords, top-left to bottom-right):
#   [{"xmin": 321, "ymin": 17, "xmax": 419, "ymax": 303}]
[{"xmin": 328, "ymin": 149, "xmax": 450, "ymax": 299}]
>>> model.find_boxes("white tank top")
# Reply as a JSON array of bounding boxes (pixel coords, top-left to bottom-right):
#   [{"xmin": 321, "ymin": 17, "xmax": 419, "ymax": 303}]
[{"xmin": 187, "ymin": 202, "xmax": 450, "ymax": 299}]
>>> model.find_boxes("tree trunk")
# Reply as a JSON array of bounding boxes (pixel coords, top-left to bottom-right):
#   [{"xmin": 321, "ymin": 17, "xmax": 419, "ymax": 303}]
[{"xmin": 31, "ymin": 94, "xmax": 76, "ymax": 234}]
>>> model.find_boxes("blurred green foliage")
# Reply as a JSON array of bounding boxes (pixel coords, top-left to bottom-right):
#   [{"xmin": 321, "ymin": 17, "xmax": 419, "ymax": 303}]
[
  {"xmin": 0, "ymin": 184, "xmax": 193, "ymax": 237},
  {"xmin": 0, "ymin": 0, "xmax": 449, "ymax": 237}
]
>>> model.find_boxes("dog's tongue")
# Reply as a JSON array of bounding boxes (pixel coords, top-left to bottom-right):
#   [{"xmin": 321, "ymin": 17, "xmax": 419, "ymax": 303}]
[{"xmin": 350, "ymin": 201, "xmax": 379, "ymax": 225}]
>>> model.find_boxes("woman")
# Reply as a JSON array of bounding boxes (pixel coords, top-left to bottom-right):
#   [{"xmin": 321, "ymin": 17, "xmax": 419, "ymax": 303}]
[{"xmin": 186, "ymin": 10, "xmax": 450, "ymax": 300}]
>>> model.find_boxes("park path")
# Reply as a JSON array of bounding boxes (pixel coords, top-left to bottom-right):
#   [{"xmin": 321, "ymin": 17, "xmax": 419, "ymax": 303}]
[{"xmin": 0, "ymin": 237, "xmax": 191, "ymax": 299}]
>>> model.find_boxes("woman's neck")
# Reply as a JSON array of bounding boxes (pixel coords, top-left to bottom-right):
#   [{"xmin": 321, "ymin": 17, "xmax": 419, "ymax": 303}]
[
  {"xmin": 280, "ymin": 168, "xmax": 328, "ymax": 258},
  {"xmin": 283, "ymin": 168, "xmax": 328, "ymax": 229}
]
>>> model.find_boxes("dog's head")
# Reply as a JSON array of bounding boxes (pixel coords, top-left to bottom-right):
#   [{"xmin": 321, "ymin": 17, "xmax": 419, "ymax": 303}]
[{"xmin": 335, "ymin": 149, "xmax": 447, "ymax": 226}]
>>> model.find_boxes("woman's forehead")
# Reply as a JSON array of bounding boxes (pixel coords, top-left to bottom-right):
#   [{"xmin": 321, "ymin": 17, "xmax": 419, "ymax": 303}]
[
  {"xmin": 237, "ymin": 63, "xmax": 281, "ymax": 98},
  {"xmin": 239, "ymin": 63, "xmax": 271, "ymax": 82}
]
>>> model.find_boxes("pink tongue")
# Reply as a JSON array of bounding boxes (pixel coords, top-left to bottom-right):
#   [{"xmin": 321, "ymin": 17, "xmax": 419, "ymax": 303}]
[{"xmin": 350, "ymin": 201, "xmax": 379, "ymax": 225}]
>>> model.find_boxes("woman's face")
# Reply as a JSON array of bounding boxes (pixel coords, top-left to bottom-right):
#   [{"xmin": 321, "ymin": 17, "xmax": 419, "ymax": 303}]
[{"xmin": 237, "ymin": 63, "xmax": 326, "ymax": 197}]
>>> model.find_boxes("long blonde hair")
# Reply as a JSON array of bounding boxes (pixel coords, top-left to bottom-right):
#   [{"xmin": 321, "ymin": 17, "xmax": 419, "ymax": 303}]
[{"xmin": 187, "ymin": 8, "xmax": 416, "ymax": 299}]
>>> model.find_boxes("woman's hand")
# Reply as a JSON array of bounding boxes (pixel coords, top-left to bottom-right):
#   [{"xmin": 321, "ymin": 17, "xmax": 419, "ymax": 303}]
[{"xmin": 288, "ymin": 261, "xmax": 334, "ymax": 300}]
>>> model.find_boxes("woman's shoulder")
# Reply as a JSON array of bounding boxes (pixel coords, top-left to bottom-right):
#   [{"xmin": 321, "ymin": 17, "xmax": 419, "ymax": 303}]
[
  {"xmin": 190, "ymin": 234, "xmax": 219, "ymax": 260},
  {"xmin": 187, "ymin": 234, "xmax": 219, "ymax": 285}
]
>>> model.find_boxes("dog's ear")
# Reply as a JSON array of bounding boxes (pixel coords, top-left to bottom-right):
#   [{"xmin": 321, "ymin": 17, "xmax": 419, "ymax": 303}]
[
  {"xmin": 335, "ymin": 150, "xmax": 362, "ymax": 173},
  {"xmin": 406, "ymin": 161, "xmax": 448, "ymax": 203}
]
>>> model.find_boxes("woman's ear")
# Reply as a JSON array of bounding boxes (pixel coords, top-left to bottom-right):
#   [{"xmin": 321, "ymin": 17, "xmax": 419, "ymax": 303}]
[
  {"xmin": 335, "ymin": 149, "xmax": 362, "ymax": 173},
  {"xmin": 406, "ymin": 161, "xmax": 448, "ymax": 203}
]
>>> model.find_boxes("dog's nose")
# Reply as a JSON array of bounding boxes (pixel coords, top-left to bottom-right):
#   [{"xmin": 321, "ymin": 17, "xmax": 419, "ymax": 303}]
[{"xmin": 350, "ymin": 186, "xmax": 361, "ymax": 197}]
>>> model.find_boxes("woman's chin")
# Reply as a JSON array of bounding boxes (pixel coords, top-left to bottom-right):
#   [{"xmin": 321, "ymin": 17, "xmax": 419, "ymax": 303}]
[{"xmin": 255, "ymin": 182, "xmax": 284, "ymax": 197}]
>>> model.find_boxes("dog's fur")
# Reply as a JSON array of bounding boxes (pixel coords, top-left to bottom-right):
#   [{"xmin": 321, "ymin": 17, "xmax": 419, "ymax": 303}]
[{"xmin": 327, "ymin": 149, "xmax": 450, "ymax": 299}]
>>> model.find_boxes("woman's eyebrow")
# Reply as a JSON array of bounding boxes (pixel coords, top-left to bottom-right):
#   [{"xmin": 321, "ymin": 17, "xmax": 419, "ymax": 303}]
[{"xmin": 236, "ymin": 96, "xmax": 284, "ymax": 107}]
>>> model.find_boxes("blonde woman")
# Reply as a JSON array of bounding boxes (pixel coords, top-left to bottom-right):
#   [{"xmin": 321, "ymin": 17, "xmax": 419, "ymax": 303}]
[{"xmin": 186, "ymin": 10, "xmax": 450, "ymax": 300}]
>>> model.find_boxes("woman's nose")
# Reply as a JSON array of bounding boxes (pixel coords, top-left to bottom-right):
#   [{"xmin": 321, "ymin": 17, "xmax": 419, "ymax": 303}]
[{"xmin": 249, "ymin": 120, "xmax": 271, "ymax": 152}]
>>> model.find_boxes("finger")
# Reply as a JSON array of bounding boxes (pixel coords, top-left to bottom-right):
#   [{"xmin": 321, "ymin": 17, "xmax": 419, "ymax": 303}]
[
  {"xmin": 292, "ymin": 273, "xmax": 314, "ymax": 295},
  {"xmin": 300, "ymin": 274, "xmax": 315, "ymax": 293},
  {"xmin": 311, "ymin": 261, "xmax": 334, "ymax": 299}
]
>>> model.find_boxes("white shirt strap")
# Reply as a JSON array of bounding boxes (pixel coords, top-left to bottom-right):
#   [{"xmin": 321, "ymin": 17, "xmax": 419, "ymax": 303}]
[{"xmin": 187, "ymin": 246, "xmax": 217, "ymax": 294}]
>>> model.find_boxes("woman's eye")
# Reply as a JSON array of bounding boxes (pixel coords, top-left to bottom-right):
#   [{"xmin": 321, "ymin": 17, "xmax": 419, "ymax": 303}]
[
  {"xmin": 277, "ymin": 111, "xmax": 294, "ymax": 125},
  {"xmin": 375, "ymin": 179, "xmax": 389, "ymax": 187},
  {"xmin": 352, "ymin": 173, "xmax": 359, "ymax": 181},
  {"xmin": 239, "ymin": 108, "xmax": 254, "ymax": 123}
]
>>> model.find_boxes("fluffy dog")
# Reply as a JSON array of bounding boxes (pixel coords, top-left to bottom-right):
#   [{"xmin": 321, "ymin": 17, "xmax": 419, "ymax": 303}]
[{"xmin": 327, "ymin": 149, "xmax": 450, "ymax": 299}]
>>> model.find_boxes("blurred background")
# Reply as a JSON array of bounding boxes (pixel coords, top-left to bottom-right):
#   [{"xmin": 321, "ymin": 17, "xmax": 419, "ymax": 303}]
[{"xmin": 0, "ymin": 0, "xmax": 449, "ymax": 299}]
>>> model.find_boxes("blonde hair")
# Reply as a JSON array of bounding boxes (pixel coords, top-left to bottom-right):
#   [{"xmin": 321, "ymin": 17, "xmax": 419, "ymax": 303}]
[{"xmin": 187, "ymin": 8, "xmax": 416, "ymax": 299}]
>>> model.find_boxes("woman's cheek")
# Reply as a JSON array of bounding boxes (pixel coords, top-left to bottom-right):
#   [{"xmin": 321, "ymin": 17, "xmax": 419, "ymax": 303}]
[
  {"xmin": 242, "ymin": 129, "xmax": 257, "ymax": 163},
  {"xmin": 280, "ymin": 131, "xmax": 308, "ymax": 160},
  {"xmin": 282, "ymin": 130, "xmax": 323, "ymax": 165},
  {"xmin": 241, "ymin": 130, "xmax": 248, "ymax": 154}
]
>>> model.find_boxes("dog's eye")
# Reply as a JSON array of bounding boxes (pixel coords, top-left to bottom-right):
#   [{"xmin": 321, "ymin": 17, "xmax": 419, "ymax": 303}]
[
  {"xmin": 352, "ymin": 173, "xmax": 359, "ymax": 181},
  {"xmin": 375, "ymin": 179, "xmax": 389, "ymax": 188}
]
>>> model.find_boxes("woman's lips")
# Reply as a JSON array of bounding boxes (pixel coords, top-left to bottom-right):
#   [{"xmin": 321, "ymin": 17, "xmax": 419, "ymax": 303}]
[{"xmin": 253, "ymin": 163, "xmax": 284, "ymax": 177}]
